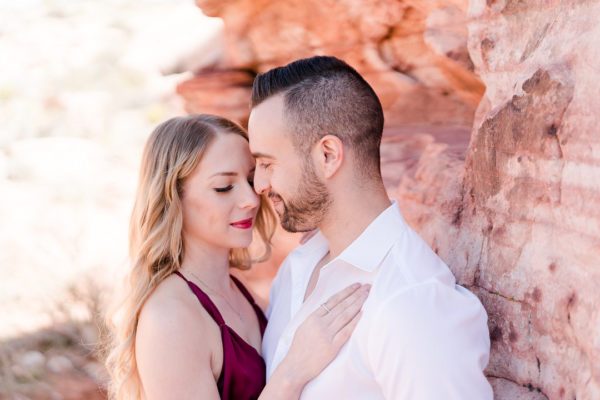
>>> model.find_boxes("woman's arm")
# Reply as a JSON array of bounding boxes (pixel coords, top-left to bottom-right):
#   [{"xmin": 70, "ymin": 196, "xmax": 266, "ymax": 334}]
[
  {"xmin": 136, "ymin": 293, "xmax": 221, "ymax": 400},
  {"xmin": 259, "ymin": 283, "xmax": 370, "ymax": 399}
]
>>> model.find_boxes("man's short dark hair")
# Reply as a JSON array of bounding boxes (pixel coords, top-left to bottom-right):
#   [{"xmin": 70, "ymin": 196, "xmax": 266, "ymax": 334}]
[{"xmin": 250, "ymin": 56, "xmax": 384, "ymax": 178}]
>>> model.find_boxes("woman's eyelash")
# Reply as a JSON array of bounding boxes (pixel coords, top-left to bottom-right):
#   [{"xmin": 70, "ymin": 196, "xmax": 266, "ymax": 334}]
[
  {"xmin": 215, "ymin": 185, "xmax": 233, "ymax": 193},
  {"xmin": 260, "ymin": 162, "xmax": 271, "ymax": 169}
]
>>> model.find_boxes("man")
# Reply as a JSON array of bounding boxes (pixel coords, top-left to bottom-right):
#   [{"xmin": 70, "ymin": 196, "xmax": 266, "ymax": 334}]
[{"xmin": 248, "ymin": 56, "xmax": 493, "ymax": 399}]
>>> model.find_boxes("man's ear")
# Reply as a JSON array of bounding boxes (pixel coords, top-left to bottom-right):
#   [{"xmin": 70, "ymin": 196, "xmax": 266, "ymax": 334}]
[{"xmin": 314, "ymin": 135, "xmax": 344, "ymax": 179}]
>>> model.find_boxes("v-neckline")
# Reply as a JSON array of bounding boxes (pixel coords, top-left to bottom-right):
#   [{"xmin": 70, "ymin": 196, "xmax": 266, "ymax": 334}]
[{"xmin": 223, "ymin": 324, "xmax": 263, "ymax": 358}]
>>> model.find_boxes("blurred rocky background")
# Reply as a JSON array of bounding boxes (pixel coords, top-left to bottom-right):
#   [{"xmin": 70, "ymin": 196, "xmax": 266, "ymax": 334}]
[
  {"xmin": 2, "ymin": 0, "xmax": 599, "ymax": 399},
  {"xmin": 0, "ymin": 1, "xmax": 221, "ymax": 398}
]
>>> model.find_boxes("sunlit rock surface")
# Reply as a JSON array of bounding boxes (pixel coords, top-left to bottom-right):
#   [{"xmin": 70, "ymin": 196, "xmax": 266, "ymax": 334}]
[
  {"xmin": 186, "ymin": 0, "xmax": 483, "ymax": 127},
  {"xmin": 386, "ymin": 2, "xmax": 600, "ymax": 399},
  {"xmin": 461, "ymin": 2, "xmax": 600, "ymax": 398}
]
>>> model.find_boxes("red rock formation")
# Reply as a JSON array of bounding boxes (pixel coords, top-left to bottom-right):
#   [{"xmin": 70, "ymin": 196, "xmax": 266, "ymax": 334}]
[
  {"xmin": 459, "ymin": 2, "xmax": 600, "ymax": 397},
  {"xmin": 176, "ymin": 69, "xmax": 254, "ymax": 126},
  {"xmin": 185, "ymin": 0, "xmax": 483, "ymax": 127},
  {"xmin": 390, "ymin": 2, "xmax": 600, "ymax": 398}
]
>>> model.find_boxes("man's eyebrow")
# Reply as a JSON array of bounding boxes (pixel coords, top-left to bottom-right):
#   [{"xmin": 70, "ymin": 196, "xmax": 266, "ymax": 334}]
[{"xmin": 251, "ymin": 152, "xmax": 275, "ymax": 159}]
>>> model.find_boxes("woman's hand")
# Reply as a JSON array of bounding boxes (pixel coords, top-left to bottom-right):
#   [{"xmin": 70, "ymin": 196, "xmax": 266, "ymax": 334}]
[{"xmin": 280, "ymin": 283, "xmax": 370, "ymax": 386}]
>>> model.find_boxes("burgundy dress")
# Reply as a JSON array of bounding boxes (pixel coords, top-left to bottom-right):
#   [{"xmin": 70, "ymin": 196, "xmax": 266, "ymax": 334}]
[{"xmin": 174, "ymin": 271, "xmax": 268, "ymax": 400}]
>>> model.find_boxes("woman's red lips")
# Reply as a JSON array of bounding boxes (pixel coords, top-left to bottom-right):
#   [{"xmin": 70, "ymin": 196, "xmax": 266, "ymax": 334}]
[{"xmin": 231, "ymin": 218, "xmax": 253, "ymax": 229}]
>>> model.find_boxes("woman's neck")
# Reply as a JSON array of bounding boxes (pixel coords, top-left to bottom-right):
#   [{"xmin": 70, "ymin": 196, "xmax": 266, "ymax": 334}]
[{"xmin": 179, "ymin": 237, "xmax": 233, "ymax": 294}]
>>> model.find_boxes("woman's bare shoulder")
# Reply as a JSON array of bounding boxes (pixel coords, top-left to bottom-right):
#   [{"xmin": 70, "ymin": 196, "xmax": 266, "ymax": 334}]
[
  {"xmin": 135, "ymin": 274, "xmax": 222, "ymax": 399},
  {"xmin": 137, "ymin": 273, "xmax": 207, "ymax": 336}
]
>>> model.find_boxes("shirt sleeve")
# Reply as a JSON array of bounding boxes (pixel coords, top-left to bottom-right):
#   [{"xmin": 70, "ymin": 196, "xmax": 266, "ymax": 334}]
[{"xmin": 366, "ymin": 282, "xmax": 493, "ymax": 400}]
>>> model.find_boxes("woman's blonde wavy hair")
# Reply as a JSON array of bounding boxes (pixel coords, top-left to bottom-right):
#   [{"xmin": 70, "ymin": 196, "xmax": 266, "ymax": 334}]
[{"xmin": 104, "ymin": 114, "xmax": 276, "ymax": 400}]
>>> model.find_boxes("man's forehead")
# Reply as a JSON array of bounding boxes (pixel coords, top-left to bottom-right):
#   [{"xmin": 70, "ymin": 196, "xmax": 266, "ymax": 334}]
[
  {"xmin": 249, "ymin": 95, "xmax": 286, "ymax": 128},
  {"xmin": 248, "ymin": 94, "xmax": 288, "ymax": 150}
]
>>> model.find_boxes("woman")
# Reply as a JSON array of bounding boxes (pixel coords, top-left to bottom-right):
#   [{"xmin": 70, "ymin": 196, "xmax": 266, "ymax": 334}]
[{"xmin": 105, "ymin": 114, "xmax": 369, "ymax": 399}]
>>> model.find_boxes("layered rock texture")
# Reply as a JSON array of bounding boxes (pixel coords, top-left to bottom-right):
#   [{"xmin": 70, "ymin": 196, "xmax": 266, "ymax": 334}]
[
  {"xmin": 460, "ymin": 2, "xmax": 600, "ymax": 398},
  {"xmin": 184, "ymin": 0, "xmax": 600, "ymax": 398},
  {"xmin": 182, "ymin": 0, "xmax": 484, "ymax": 127}
]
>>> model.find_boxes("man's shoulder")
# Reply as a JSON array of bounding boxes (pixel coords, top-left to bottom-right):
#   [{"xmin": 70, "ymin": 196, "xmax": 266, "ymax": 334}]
[
  {"xmin": 362, "ymin": 282, "xmax": 492, "ymax": 399},
  {"xmin": 375, "ymin": 226, "xmax": 458, "ymax": 288},
  {"xmin": 367, "ymin": 280, "xmax": 488, "ymax": 349},
  {"xmin": 376, "ymin": 280, "xmax": 485, "ymax": 319}
]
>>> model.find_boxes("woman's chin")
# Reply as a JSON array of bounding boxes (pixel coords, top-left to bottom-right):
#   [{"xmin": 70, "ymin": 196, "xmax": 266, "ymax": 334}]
[{"xmin": 231, "ymin": 234, "xmax": 254, "ymax": 249}]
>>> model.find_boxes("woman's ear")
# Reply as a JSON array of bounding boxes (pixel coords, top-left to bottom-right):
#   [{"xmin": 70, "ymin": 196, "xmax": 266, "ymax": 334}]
[{"xmin": 315, "ymin": 135, "xmax": 344, "ymax": 179}]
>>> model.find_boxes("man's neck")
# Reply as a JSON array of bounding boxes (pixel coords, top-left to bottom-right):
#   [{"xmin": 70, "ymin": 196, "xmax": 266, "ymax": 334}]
[{"xmin": 318, "ymin": 187, "xmax": 391, "ymax": 259}]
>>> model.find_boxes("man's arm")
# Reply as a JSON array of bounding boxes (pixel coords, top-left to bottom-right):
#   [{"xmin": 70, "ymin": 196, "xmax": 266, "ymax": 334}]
[{"xmin": 366, "ymin": 282, "xmax": 493, "ymax": 399}]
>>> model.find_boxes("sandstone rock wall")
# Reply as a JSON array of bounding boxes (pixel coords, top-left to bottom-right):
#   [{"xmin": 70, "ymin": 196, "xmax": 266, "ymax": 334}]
[
  {"xmin": 183, "ymin": 1, "xmax": 600, "ymax": 398},
  {"xmin": 462, "ymin": 2, "xmax": 600, "ymax": 398},
  {"xmin": 182, "ymin": 0, "xmax": 484, "ymax": 127},
  {"xmin": 388, "ymin": 1, "xmax": 600, "ymax": 398}
]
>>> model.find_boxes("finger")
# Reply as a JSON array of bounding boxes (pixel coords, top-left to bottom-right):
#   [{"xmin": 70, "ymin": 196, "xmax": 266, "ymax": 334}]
[
  {"xmin": 327, "ymin": 283, "xmax": 370, "ymax": 316},
  {"xmin": 314, "ymin": 302, "xmax": 330, "ymax": 318},
  {"xmin": 332, "ymin": 310, "xmax": 363, "ymax": 348},
  {"xmin": 328, "ymin": 285, "xmax": 369, "ymax": 332},
  {"xmin": 321, "ymin": 283, "xmax": 363, "ymax": 312}
]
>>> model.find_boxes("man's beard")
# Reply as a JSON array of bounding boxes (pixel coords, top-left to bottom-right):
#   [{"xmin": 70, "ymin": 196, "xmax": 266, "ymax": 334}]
[{"xmin": 269, "ymin": 160, "xmax": 330, "ymax": 233}]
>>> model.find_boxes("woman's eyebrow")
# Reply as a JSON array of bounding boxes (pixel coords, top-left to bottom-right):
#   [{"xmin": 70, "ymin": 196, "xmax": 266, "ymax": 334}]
[{"xmin": 209, "ymin": 171, "xmax": 238, "ymax": 178}]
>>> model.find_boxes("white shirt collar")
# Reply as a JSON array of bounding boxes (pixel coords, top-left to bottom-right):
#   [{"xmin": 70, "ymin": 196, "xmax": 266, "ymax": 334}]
[{"xmin": 299, "ymin": 199, "xmax": 406, "ymax": 272}]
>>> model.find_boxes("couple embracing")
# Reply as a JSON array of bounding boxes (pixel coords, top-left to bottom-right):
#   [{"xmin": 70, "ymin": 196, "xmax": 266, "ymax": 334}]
[{"xmin": 106, "ymin": 56, "xmax": 493, "ymax": 399}]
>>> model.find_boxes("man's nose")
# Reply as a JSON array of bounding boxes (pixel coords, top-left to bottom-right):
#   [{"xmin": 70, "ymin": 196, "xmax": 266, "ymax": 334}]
[
  {"xmin": 239, "ymin": 182, "xmax": 260, "ymax": 210},
  {"xmin": 253, "ymin": 167, "xmax": 270, "ymax": 195}
]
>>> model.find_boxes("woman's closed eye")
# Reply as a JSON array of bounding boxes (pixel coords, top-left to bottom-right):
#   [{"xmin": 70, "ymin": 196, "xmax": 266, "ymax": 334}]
[
  {"xmin": 259, "ymin": 162, "xmax": 271, "ymax": 170},
  {"xmin": 214, "ymin": 185, "xmax": 233, "ymax": 193},
  {"xmin": 215, "ymin": 178, "xmax": 253, "ymax": 192}
]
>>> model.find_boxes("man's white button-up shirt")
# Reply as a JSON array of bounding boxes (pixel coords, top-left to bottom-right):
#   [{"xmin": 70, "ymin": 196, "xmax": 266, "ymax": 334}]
[{"xmin": 262, "ymin": 201, "xmax": 493, "ymax": 399}]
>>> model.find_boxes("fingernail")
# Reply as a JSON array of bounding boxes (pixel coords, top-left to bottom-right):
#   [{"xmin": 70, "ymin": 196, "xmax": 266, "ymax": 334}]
[
  {"xmin": 352, "ymin": 283, "xmax": 361, "ymax": 289},
  {"xmin": 363, "ymin": 284, "xmax": 372, "ymax": 291}
]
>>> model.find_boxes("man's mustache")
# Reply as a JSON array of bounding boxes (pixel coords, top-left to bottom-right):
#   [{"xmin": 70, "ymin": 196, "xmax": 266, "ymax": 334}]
[{"xmin": 268, "ymin": 192, "xmax": 283, "ymax": 202}]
